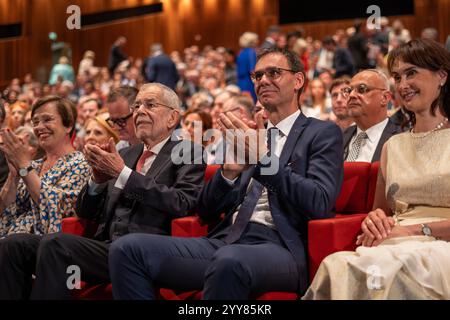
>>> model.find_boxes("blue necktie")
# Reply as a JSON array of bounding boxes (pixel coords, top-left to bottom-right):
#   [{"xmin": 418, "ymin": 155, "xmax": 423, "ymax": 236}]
[{"xmin": 224, "ymin": 127, "xmax": 278, "ymax": 244}]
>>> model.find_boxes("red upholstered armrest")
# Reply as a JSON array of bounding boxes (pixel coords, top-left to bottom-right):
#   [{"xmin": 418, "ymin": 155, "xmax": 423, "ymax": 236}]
[
  {"xmin": 308, "ymin": 213, "xmax": 366, "ymax": 281},
  {"xmin": 171, "ymin": 216, "xmax": 209, "ymax": 238},
  {"xmin": 62, "ymin": 217, "xmax": 98, "ymax": 238}
]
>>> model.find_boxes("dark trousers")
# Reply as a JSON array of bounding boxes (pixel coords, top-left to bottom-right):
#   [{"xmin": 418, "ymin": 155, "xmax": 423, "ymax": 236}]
[
  {"xmin": 0, "ymin": 232, "xmax": 110, "ymax": 300},
  {"xmin": 109, "ymin": 223, "xmax": 299, "ymax": 300}
]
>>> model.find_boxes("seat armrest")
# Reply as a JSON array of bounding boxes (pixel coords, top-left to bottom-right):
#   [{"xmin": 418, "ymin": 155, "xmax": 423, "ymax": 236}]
[{"xmin": 308, "ymin": 213, "xmax": 366, "ymax": 281}]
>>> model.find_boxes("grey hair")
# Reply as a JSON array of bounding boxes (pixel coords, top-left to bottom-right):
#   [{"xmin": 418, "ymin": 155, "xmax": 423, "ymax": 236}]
[
  {"xmin": 139, "ymin": 83, "xmax": 182, "ymax": 111},
  {"xmin": 15, "ymin": 126, "xmax": 38, "ymax": 148}
]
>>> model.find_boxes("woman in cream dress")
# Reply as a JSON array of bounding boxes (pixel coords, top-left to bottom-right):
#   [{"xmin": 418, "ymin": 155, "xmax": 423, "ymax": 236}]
[{"xmin": 304, "ymin": 39, "xmax": 450, "ymax": 300}]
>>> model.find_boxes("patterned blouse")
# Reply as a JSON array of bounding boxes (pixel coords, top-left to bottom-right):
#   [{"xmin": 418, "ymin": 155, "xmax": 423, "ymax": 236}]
[{"xmin": 0, "ymin": 151, "xmax": 91, "ymax": 237}]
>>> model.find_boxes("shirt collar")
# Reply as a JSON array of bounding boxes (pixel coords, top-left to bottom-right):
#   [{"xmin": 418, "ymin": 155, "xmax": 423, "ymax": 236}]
[
  {"xmin": 267, "ymin": 109, "xmax": 300, "ymax": 137},
  {"xmin": 144, "ymin": 136, "xmax": 170, "ymax": 155},
  {"xmin": 356, "ymin": 118, "xmax": 389, "ymax": 143}
]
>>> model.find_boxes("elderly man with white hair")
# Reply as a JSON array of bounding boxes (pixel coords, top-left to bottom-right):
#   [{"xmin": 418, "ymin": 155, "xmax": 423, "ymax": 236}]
[
  {"xmin": 1, "ymin": 83, "xmax": 206, "ymax": 299},
  {"xmin": 343, "ymin": 69, "xmax": 403, "ymax": 162}
]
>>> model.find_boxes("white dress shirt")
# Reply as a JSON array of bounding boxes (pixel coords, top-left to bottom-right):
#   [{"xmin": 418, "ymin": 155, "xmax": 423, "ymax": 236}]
[
  {"xmin": 224, "ymin": 110, "xmax": 301, "ymax": 230},
  {"xmin": 88, "ymin": 137, "xmax": 170, "ymax": 195},
  {"xmin": 347, "ymin": 118, "xmax": 389, "ymax": 162}
]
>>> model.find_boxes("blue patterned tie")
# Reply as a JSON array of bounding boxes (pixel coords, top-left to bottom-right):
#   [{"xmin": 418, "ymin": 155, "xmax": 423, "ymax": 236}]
[{"xmin": 224, "ymin": 127, "xmax": 278, "ymax": 244}]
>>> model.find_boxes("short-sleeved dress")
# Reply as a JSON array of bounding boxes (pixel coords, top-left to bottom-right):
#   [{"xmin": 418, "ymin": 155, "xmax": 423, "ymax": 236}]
[{"xmin": 0, "ymin": 151, "xmax": 91, "ymax": 237}]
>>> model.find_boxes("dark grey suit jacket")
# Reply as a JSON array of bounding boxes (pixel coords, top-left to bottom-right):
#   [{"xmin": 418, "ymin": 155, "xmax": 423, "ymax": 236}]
[
  {"xmin": 343, "ymin": 118, "xmax": 403, "ymax": 162},
  {"xmin": 76, "ymin": 140, "xmax": 206, "ymax": 241}
]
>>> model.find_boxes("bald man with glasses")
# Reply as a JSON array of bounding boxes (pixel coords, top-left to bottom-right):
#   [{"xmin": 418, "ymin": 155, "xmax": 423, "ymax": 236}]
[{"xmin": 343, "ymin": 69, "xmax": 403, "ymax": 163}]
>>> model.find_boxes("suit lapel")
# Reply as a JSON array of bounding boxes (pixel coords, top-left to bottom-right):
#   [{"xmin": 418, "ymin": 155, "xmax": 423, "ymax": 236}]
[
  {"xmin": 145, "ymin": 140, "xmax": 177, "ymax": 180},
  {"xmin": 342, "ymin": 125, "xmax": 357, "ymax": 160},
  {"xmin": 279, "ymin": 113, "xmax": 310, "ymax": 166},
  {"xmin": 371, "ymin": 119, "xmax": 399, "ymax": 162},
  {"xmin": 105, "ymin": 144, "xmax": 143, "ymax": 219}
]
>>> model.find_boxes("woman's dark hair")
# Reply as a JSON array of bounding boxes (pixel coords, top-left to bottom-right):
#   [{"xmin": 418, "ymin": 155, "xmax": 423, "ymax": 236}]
[
  {"xmin": 387, "ymin": 39, "xmax": 450, "ymax": 126},
  {"xmin": 183, "ymin": 110, "xmax": 213, "ymax": 131},
  {"xmin": 31, "ymin": 95, "xmax": 77, "ymax": 137}
]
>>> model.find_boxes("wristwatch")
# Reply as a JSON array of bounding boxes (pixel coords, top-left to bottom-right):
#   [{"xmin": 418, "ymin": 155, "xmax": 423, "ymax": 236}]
[
  {"xmin": 421, "ymin": 223, "xmax": 432, "ymax": 237},
  {"xmin": 19, "ymin": 164, "xmax": 34, "ymax": 177}
]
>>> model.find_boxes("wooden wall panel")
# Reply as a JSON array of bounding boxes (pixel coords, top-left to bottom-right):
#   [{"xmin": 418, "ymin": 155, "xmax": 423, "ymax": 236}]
[
  {"xmin": 0, "ymin": 0, "xmax": 449, "ymax": 88},
  {"xmin": 0, "ymin": 0, "xmax": 25, "ymax": 24}
]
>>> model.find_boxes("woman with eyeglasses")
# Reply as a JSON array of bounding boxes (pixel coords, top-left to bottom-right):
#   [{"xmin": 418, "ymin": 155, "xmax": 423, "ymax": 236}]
[
  {"xmin": 0, "ymin": 96, "xmax": 90, "ymax": 237},
  {"xmin": 304, "ymin": 39, "xmax": 450, "ymax": 299}
]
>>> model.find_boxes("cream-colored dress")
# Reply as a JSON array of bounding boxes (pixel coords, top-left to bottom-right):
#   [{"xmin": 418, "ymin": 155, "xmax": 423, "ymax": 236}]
[{"xmin": 303, "ymin": 129, "xmax": 450, "ymax": 300}]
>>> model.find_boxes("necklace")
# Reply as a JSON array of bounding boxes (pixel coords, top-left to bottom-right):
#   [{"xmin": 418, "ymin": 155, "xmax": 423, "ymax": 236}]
[{"xmin": 410, "ymin": 117, "xmax": 449, "ymax": 138}]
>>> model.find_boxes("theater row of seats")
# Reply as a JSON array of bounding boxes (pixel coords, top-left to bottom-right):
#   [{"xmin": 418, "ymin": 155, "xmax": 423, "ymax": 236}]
[{"xmin": 61, "ymin": 161, "xmax": 379, "ymax": 300}]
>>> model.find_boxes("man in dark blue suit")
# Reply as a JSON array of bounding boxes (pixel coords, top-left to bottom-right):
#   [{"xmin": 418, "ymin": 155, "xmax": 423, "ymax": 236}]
[
  {"xmin": 143, "ymin": 43, "xmax": 179, "ymax": 90},
  {"xmin": 109, "ymin": 48, "xmax": 343, "ymax": 299}
]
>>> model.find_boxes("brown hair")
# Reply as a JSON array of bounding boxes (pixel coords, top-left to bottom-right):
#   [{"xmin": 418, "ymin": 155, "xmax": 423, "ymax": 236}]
[
  {"xmin": 31, "ymin": 95, "xmax": 77, "ymax": 136},
  {"xmin": 107, "ymin": 86, "xmax": 138, "ymax": 106},
  {"xmin": 183, "ymin": 110, "xmax": 213, "ymax": 131},
  {"xmin": 329, "ymin": 76, "xmax": 351, "ymax": 93},
  {"xmin": 387, "ymin": 39, "xmax": 450, "ymax": 125}
]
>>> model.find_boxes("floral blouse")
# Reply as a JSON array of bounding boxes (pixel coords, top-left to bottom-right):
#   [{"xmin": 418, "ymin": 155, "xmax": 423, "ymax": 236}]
[{"xmin": 0, "ymin": 151, "xmax": 91, "ymax": 237}]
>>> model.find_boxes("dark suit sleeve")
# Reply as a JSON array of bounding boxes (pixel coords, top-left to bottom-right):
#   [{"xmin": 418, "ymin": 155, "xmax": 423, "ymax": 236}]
[
  {"xmin": 75, "ymin": 183, "xmax": 107, "ymax": 220},
  {"xmin": 146, "ymin": 58, "xmax": 156, "ymax": 82},
  {"xmin": 197, "ymin": 168, "xmax": 242, "ymax": 222},
  {"xmin": 254, "ymin": 123, "xmax": 344, "ymax": 219}
]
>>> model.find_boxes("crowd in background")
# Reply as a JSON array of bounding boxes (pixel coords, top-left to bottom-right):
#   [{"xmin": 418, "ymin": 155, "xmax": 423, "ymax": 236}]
[{"xmin": 0, "ymin": 18, "xmax": 447, "ymax": 162}]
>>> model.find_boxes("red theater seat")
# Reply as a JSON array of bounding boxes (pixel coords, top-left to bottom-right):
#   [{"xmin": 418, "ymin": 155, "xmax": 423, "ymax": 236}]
[{"xmin": 62, "ymin": 162, "xmax": 379, "ymax": 300}]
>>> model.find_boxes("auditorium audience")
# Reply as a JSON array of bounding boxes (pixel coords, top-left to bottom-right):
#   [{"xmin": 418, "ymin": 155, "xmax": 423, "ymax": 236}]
[
  {"xmin": 0, "ymin": 16, "xmax": 448, "ymax": 300},
  {"xmin": 304, "ymin": 38, "xmax": 450, "ymax": 300}
]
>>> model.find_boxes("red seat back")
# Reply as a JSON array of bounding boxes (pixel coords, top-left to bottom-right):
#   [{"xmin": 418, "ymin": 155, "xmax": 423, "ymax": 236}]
[
  {"xmin": 366, "ymin": 161, "xmax": 380, "ymax": 212},
  {"xmin": 334, "ymin": 162, "xmax": 371, "ymax": 213},
  {"xmin": 204, "ymin": 164, "xmax": 220, "ymax": 182}
]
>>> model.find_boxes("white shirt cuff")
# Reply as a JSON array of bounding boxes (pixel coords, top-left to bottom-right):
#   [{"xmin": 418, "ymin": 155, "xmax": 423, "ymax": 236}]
[
  {"xmin": 114, "ymin": 166, "xmax": 133, "ymax": 190},
  {"xmin": 87, "ymin": 177, "xmax": 108, "ymax": 196}
]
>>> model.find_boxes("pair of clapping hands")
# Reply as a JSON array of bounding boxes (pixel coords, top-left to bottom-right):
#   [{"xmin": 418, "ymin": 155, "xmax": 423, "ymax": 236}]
[
  {"xmin": 216, "ymin": 110, "xmax": 268, "ymax": 179},
  {"xmin": 84, "ymin": 138, "xmax": 125, "ymax": 184},
  {"xmin": 0, "ymin": 128, "xmax": 32, "ymax": 177}
]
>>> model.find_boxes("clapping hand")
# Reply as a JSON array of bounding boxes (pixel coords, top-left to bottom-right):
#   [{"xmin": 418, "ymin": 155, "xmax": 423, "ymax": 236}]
[
  {"xmin": 217, "ymin": 111, "xmax": 267, "ymax": 179},
  {"xmin": 84, "ymin": 138, "xmax": 125, "ymax": 183},
  {"xmin": 0, "ymin": 129, "xmax": 32, "ymax": 171}
]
